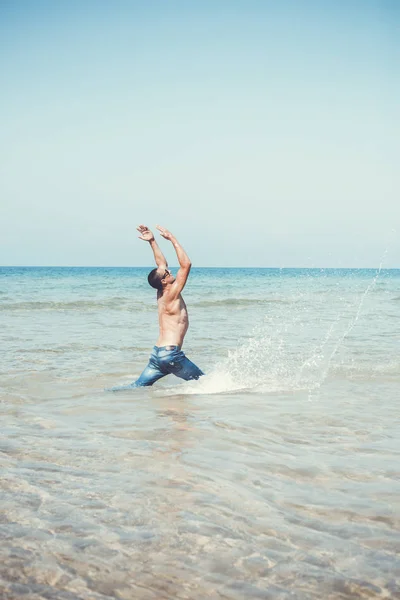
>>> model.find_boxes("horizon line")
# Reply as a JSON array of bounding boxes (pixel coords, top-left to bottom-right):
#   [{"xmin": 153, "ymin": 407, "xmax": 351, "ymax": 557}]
[{"xmin": 0, "ymin": 265, "xmax": 397, "ymax": 270}]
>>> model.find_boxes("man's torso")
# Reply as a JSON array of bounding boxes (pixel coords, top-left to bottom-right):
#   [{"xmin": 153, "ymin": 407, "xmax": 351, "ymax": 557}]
[{"xmin": 156, "ymin": 292, "xmax": 189, "ymax": 347}]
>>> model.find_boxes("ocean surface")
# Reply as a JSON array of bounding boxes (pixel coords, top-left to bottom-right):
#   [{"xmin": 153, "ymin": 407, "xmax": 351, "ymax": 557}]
[{"xmin": 1, "ymin": 266, "xmax": 399, "ymax": 600}]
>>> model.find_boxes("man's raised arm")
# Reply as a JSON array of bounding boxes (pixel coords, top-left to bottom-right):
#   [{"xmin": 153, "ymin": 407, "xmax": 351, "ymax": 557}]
[
  {"xmin": 137, "ymin": 225, "xmax": 168, "ymax": 269},
  {"xmin": 156, "ymin": 226, "xmax": 191, "ymax": 294}
]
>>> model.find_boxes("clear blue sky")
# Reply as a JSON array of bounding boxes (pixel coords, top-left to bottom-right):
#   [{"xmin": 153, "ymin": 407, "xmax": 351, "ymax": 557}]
[{"xmin": 1, "ymin": 0, "xmax": 399, "ymax": 267}]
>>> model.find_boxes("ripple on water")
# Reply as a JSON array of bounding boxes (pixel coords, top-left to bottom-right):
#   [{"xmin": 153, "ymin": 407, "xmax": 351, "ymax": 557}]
[{"xmin": 1, "ymin": 281, "xmax": 400, "ymax": 598}]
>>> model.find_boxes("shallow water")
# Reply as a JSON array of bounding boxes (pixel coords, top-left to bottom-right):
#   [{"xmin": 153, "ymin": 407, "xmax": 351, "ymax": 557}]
[{"xmin": 1, "ymin": 267, "xmax": 399, "ymax": 599}]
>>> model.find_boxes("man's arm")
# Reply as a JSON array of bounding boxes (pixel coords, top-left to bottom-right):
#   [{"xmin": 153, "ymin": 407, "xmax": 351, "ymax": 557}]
[
  {"xmin": 137, "ymin": 225, "xmax": 168, "ymax": 268},
  {"xmin": 156, "ymin": 225, "xmax": 191, "ymax": 295}
]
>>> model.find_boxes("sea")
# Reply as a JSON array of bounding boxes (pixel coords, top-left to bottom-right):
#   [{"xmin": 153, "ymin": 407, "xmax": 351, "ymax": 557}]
[{"xmin": 0, "ymin": 266, "xmax": 399, "ymax": 600}]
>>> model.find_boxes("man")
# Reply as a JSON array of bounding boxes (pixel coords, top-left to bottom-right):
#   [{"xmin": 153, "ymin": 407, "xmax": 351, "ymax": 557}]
[{"xmin": 110, "ymin": 225, "xmax": 204, "ymax": 390}]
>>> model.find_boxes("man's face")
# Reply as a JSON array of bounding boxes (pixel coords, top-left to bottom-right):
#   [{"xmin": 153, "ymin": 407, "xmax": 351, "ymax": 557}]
[{"xmin": 160, "ymin": 268, "xmax": 175, "ymax": 285}]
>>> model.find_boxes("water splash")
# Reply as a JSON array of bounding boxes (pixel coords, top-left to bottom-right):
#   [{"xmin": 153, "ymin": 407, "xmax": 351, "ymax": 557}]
[
  {"xmin": 163, "ymin": 262, "xmax": 390, "ymax": 397},
  {"xmin": 165, "ymin": 316, "xmax": 308, "ymax": 395},
  {"xmin": 314, "ymin": 258, "xmax": 386, "ymax": 393}
]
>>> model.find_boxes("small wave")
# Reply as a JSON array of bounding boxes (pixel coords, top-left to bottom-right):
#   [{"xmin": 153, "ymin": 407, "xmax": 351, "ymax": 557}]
[
  {"xmin": 330, "ymin": 361, "xmax": 400, "ymax": 380},
  {"xmin": 0, "ymin": 299, "xmax": 153, "ymax": 312},
  {"xmin": 192, "ymin": 298, "xmax": 291, "ymax": 308}
]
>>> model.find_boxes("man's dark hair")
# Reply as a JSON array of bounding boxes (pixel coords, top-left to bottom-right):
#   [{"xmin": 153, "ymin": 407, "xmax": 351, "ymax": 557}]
[{"xmin": 148, "ymin": 268, "xmax": 163, "ymax": 291}]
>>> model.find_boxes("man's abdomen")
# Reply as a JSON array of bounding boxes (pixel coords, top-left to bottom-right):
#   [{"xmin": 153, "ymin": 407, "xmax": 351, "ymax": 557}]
[{"xmin": 157, "ymin": 310, "xmax": 189, "ymax": 347}]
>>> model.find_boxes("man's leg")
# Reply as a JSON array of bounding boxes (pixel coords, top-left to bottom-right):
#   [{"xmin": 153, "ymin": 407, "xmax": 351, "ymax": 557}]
[
  {"xmin": 132, "ymin": 362, "xmax": 167, "ymax": 387},
  {"xmin": 109, "ymin": 350, "xmax": 167, "ymax": 391},
  {"xmin": 166, "ymin": 350, "xmax": 204, "ymax": 382}
]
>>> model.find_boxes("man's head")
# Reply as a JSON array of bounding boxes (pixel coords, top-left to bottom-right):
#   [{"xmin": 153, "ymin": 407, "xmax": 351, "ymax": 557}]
[{"xmin": 147, "ymin": 267, "xmax": 175, "ymax": 290}]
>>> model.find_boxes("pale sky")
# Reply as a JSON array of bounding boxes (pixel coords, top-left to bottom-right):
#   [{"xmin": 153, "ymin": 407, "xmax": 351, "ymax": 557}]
[{"xmin": 1, "ymin": 0, "xmax": 399, "ymax": 268}]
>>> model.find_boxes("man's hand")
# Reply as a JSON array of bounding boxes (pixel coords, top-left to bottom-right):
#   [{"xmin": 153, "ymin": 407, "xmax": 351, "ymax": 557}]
[
  {"xmin": 156, "ymin": 225, "xmax": 173, "ymax": 241},
  {"xmin": 137, "ymin": 225, "xmax": 155, "ymax": 242},
  {"xmin": 139, "ymin": 224, "xmax": 168, "ymax": 267}
]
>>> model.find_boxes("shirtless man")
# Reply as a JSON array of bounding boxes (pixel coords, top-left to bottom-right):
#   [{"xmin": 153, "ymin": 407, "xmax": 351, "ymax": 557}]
[{"xmin": 111, "ymin": 225, "xmax": 204, "ymax": 390}]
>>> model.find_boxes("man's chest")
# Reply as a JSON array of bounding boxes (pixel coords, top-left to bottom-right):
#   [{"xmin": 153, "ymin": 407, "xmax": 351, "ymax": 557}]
[{"xmin": 158, "ymin": 296, "xmax": 186, "ymax": 317}]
